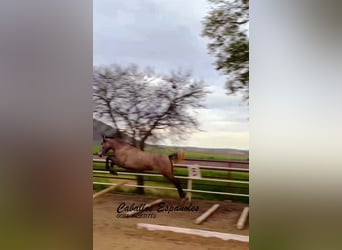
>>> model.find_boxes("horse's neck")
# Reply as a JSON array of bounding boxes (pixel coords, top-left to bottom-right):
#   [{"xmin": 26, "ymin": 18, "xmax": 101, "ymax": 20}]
[{"xmin": 109, "ymin": 139, "xmax": 123, "ymax": 151}]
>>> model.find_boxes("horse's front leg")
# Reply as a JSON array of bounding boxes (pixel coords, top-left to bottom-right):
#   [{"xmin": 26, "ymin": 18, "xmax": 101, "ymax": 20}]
[{"xmin": 105, "ymin": 156, "xmax": 118, "ymax": 175}]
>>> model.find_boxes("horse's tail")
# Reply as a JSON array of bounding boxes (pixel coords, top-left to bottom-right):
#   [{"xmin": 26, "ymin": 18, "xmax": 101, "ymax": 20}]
[
  {"xmin": 168, "ymin": 153, "xmax": 177, "ymax": 163},
  {"xmin": 168, "ymin": 150, "xmax": 185, "ymax": 164}
]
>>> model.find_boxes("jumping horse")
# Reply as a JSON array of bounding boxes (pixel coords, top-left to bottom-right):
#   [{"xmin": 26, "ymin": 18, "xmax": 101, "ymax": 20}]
[{"xmin": 98, "ymin": 135, "xmax": 186, "ymax": 198}]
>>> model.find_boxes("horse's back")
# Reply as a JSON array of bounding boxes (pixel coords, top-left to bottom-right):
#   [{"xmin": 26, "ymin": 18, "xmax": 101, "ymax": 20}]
[
  {"xmin": 139, "ymin": 151, "xmax": 170, "ymax": 170},
  {"xmin": 115, "ymin": 147, "xmax": 165, "ymax": 170}
]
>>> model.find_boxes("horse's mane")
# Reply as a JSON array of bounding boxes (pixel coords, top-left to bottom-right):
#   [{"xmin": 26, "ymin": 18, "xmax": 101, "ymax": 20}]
[{"xmin": 104, "ymin": 135, "xmax": 137, "ymax": 148}]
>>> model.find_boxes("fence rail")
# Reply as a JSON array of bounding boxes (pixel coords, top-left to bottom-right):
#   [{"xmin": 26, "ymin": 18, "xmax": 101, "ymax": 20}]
[
  {"xmin": 93, "ymin": 158, "xmax": 249, "ymax": 172},
  {"xmin": 93, "ymin": 158, "xmax": 249, "ymax": 199}
]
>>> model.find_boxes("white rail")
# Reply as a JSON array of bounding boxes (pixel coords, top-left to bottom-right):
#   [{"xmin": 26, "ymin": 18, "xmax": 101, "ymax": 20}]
[
  {"xmin": 93, "ymin": 158, "xmax": 249, "ymax": 172},
  {"xmin": 93, "ymin": 162, "xmax": 249, "ymax": 198},
  {"xmin": 93, "ymin": 170, "xmax": 249, "ymax": 185}
]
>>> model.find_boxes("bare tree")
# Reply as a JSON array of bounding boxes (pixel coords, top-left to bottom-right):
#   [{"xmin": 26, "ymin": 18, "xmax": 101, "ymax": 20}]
[{"xmin": 93, "ymin": 64, "xmax": 209, "ymax": 193}]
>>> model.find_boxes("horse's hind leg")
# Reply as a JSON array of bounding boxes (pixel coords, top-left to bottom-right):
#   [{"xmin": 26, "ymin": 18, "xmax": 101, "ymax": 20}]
[
  {"xmin": 105, "ymin": 156, "xmax": 118, "ymax": 175},
  {"xmin": 164, "ymin": 174, "xmax": 185, "ymax": 199}
]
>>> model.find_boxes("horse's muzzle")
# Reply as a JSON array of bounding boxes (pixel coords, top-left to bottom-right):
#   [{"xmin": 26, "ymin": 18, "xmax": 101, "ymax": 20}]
[{"xmin": 98, "ymin": 151, "xmax": 103, "ymax": 157}]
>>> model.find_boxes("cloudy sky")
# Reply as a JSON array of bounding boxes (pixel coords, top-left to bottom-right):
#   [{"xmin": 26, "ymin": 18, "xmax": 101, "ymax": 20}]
[{"xmin": 93, "ymin": 0, "xmax": 249, "ymax": 150}]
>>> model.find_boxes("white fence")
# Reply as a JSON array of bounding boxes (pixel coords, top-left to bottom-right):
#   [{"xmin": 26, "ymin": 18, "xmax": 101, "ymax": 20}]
[{"xmin": 93, "ymin": 158, "xmax": 249, "ymax": 199}]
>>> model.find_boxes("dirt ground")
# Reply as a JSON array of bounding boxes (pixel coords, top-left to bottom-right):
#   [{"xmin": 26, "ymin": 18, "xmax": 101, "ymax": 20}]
[{"xmin": 93, "ymin": 193, "xmax": 249, "ymax": 250}]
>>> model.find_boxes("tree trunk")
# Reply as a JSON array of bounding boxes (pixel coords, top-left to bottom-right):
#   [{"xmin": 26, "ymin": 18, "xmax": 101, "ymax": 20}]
[
  {"xmin": 136, "ymin": 175, "xmax": 144, "ymax": 195},
  {"xmin": 136, "ymin": 141, "xmax": 145, "ymax": 195}
]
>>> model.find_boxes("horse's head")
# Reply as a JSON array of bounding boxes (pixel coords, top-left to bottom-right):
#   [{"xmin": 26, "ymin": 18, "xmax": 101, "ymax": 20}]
[{"xmin": 98, "ymin": 135, "xmax": 112, "ymax": 157}]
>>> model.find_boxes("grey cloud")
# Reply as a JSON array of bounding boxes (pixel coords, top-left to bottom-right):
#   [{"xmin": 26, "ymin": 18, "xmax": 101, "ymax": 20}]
[{"xmin": 94, "ymin": 0, "xmax": 216, "ymax": 80}]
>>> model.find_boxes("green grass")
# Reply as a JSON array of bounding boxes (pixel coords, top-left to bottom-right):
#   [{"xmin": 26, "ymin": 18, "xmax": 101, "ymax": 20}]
[
  {"xmin": 93, "ymin": 145, "xmax": 100, "ymax": 154},
  {"xmin": 186, "ymin": 151, "xmax": 247, "ymax": 161},
  {"xmin": 93, "ymin": 161, "xmax": 249, "ymax": 203}
]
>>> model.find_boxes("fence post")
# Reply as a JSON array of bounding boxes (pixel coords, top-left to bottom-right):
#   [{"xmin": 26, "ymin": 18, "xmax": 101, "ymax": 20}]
[
  {"xmin": 187, "ymin": 179, "xmax": 192, "ymax": 201},
  {"xmin": 187, "ymin": 165, "xmax": 201, "ymax": 201},
  {"xmin": 227, "ymin": 162, "xmax": 232, "ymax": 199}
]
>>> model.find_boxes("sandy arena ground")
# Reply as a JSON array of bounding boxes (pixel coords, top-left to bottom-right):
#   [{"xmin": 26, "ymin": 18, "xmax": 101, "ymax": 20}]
[{"xmin": 93, "ymin": 193, "xmax": 249, "ymax": 250}]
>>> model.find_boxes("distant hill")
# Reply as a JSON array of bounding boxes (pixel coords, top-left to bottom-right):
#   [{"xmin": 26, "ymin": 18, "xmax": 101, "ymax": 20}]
[{"xmin": 93, "ymin": 117, "xmax": 249, "ymax": 156}]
